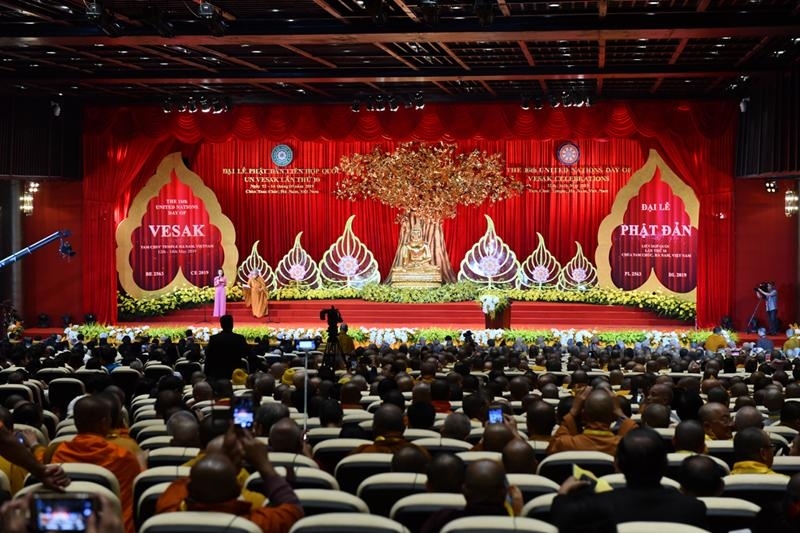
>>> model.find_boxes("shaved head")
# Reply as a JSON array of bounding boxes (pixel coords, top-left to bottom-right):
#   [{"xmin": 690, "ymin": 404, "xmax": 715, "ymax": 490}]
[
  {"xmin": 167, "ymin": 411, "xmax": 200, "ymax": 447},
  {"xmin": 482, "ymin": 423, "xmax": 514, "ymax": 453},
  {"xmin": 268, "ymin": 417, "xmax": 303, "ymax": 454},
  {"xmin": 74, "ymin": 395, "xmax": 112, "ymax": 435},
  {"xmin": 463, "ymin": 459, "xmax": 507, "ymax": 506},
  {"xmin": 584, "ymin": 390, "xmax": 616, "ymax": 425},
  {"xmin": 188, "ymin": 453, "xmax": 240, "ymax": 503}
]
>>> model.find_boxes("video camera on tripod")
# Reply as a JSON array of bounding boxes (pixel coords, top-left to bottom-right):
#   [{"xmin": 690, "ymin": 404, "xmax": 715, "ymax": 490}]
[{"xmin": 318, "ymin": 305, "xmax": 343, "ymax": 378}]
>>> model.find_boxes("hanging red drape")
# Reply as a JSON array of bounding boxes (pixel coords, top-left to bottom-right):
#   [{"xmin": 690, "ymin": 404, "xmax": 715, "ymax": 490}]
[{"xmin": 83, "ymin": 101, "xmax": 735, "ymax": 327}]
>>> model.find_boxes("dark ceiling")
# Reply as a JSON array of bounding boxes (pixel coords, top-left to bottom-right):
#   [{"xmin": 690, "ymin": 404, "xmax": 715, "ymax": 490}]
[{"xmin": 0, "ymin": 0, "xmax": 799, "ymax": 106}]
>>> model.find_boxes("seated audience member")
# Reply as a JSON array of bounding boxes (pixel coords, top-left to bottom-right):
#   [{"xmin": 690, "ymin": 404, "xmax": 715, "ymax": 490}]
[
  {"xmin": 677, "ymin": 454, "xmax": 726, "ymax": 497},
  {"xmin": 526, "ymin": 400, "xmax": 556, "ymax": 442},
  {"xmin": 339, "ymin": 382, "xmax": 363, "ymax": 410},
  {"xmin": 641, "ymin": 403, "xmax": 671, "ymax": 429},
  {"xmin": 502, "ymin": 438, "xmax": 538, "ymax": 474},
  {"xmin": 440, "ymin": 413, "xmax": 471, "ymax": 441},
  {"xmin": 473, "ymin": 422, "xmax": 515, "ymax": 453},
  {"xmin": 0, "ymin": 407, "xmax": 47, "ymax": 494},
  {"xmin": 253, "ymin": 403, "xmax": 290, "ymax": 437},
  {"xmin": 731, "ymin": 427, "xmax": 783, "ymax": 475},
  {"xmin": 50, "ymin": 395, "xmax": 142, "ymax": 533},
  {"xmin": 551, "ymin": 427, "xmax": 706, "ymax": 532},
  {"xmin": 391, "ymin": 445, "xmax": 430, "ymax": 474},
  {"xmin": 166, "ymin": 410, "xmax": 201, "ymax": 447},
  {"xmin": 318, "ymin": 398, "xmax": 343, "ymax": 428},
  {"xmin": 421, "ymin": 459, "xmax": 522, "ymax": 533},
  {"xmin": 779, "ymin": 401, "xmax": 800, "ymax": 432},
  {"xmin": 430, "ymin": 379, "xmax": 452, "ymax": 413},
  {"xmin": 734, "ymin": 405, "xmax": 766, "ymax": 431},
  {"xmin": 426, "ymin": 453, "xmax": 466, "ymax": 493},
  {"xmin": 672, "ymin": 419, "xmax": 707, "ymax": 454},
  {"xmin": 698, "ymin": 402, "xmax": 734, "ymax": 440},
  {"xmin": 407, "ymin": 402, "xmax": 436, "ymax": 430},
  {"xmin": 157, "ymin": 426, "xmax": 303, "ymax": 533},
  {"xmin": 268, "ymin": 418, "xmax": 311, "ymax": 457},
  {"xmin": 98, "ymin": 391, "xmax": 147, "ymax": 469},
  {"xmin": 350, "ymin": 404, "xmax": 431, "ymax": 459},
  {"xmin": 546, "ymin": 387, "xmax": 636, "ymax": 456}
]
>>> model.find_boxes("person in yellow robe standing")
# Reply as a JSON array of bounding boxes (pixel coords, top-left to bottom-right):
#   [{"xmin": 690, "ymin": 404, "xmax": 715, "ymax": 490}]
[{"xmin": 248, "ymin": 269, "xmax": 269, "ymax": 319}]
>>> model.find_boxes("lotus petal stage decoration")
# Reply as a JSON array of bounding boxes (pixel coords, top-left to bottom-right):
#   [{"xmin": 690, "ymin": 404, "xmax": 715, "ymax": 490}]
[
  {"xmin": 319, "ymin": 215, "xmax": 380, "ymax": 288},
  {"xmin": 457, "ymin": 215, "xmax": 520, "ymax": 288},
  {"xmin": 557, "ymin": 242, "xmax": 598, "ymax": 291},
  {"xmin": 276, "ymin": 232, "xmax": 322, "ymax": 289},
  {"xmin": 518, "ymin": 232, "xmax": 562, "ymax": 289},
  {"xmin": 236, "ymin": 241, "xmax": 276, "ymax": 290}
]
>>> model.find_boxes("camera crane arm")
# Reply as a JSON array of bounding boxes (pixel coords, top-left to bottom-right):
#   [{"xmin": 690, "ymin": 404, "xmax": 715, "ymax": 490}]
[{"xmin": 0, "ymin": 230, "xmax": 72, "ymax": 270}]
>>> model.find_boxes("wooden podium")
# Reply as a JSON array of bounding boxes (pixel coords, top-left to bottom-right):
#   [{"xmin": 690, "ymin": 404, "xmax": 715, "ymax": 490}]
[{"xmin": 484, "ymin": 304, "xmax": 512, "ymax": 329}]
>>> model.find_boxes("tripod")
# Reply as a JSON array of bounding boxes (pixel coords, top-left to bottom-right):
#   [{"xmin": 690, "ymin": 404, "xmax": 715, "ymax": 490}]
[{"xmin": 746, "ymin": 299, "xmax": 762, "ymax": 333}]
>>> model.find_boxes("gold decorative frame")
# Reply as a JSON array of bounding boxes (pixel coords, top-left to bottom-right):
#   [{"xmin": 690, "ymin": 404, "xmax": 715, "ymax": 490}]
[
  {"xmin": 595, "ymin": 149, "xmax": 699, "ymax": 300},
  {"xmin": 115, "ymin": 152, "xmax": 238, "ymax": 299}
]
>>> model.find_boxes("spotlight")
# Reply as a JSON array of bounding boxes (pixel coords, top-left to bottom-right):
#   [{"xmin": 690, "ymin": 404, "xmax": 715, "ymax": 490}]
[
  {"xmin": 765, "ymin": 180, "xmax": 777, "ymax": 194},
  {"xmin": 413, "ymin": 92, "xmax": 425, "ymax": 109},
  {"xmin": 786, "ymin": 189, "xmax": 799, "ymax": 217},
  {"xmin": 533, "ymin": 97, "xmax": 543, "ymax": 110},
  {"xmin": 420, "ymin": 0, "xmax": 440, "ymax": 25},
  {"xmin": 187, "ymin": 97, "xmax": 198, "ymax": 113},
  {"xmin": 548, "ymin": 94, "xmax": 560, "ymax": 108},
  {"xmin": 520, "ymin": 95, "xmax": 530, "ymax": 110},
  {"xmin": 375, "ymin": 95, "xmax": 386, "ymax": 111},
  {"xmin": 162, "ymin": 98, "xmax": 173, "ymax": 113},
  {"xmin": 199, "ymin": 97, "xmax": 212, "ymax": 113},
  {"xmin": 561, "ymin": 91, "xmax": 575, "ymax": 107},
  {"xmin": 474, "ymin": 0, "xmax": 495, "ymax": 27},
  {"xmin": 365, "ymin": 97, "xmax": 375, "ymax": 112},
  {"xmin": 211, "ymin": 98, "xmax": 229, "ymax": 114},
  {"xmin": 83, "ymin": 313, "xmax": 96, "ymax": 325},
  {"xmin": 739, "ymin": 97, "xmax": 750, "ymax": 113},
  {"xmin": 402, "ymin": 94, "xmax": 413, "ymax": 109},
  {"xmin": 58, "ymin": 239, "xmax": 76, "ymax": 258},
  {"xmin": 351, "ymin": 98, "xmax": 360, "ymax": 112},
  {"xmin": 388, "ymin": 95, "xmax": 399, "ymax": 112},
  {"xmin": 50, "ymin": 101, "xmax": 61, "ymax": 117}
]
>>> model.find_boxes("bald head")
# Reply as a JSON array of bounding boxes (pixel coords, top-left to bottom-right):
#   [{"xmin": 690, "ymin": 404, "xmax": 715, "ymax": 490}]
[
  {"xmin": 441, "ymin": 413, "xmax": 471, "ymax": 441},
  {"xmin": 673, "ymin": 419, "xmax": 706, "ymax": 454},
  {"xmin": 167, "ymin": 411, "xmax": 200, "ymax": 447},
  {"xmin": 583, "ymin": 389, "xmax": 616, "ymax": 425},
  {"xmin": 734, "ymin": 406, "xmax": 765, "ymax": 432},
  {"xmin": 734, "ymin": 427, "xmax": 772, "ymax": 466},
  {"xmin": 698, "ymin": 402, "xmax": 733, "ymax": 440},
  {"xmin": 463, "ymin": 459, "xmax": 507, "ymax": 506},
  {"xmin": 187, "ymin": 453, "xmax": 240, "ymax": 503},
  {"xmin": 373, "ymin": 404, "xmax": 404, "ymax": 437},
  {"xmin": 502, "ymin": 438, "xmax": 537, "ymax": 474},
  {"xmin": 74, "ymin": 395, "xmax": 112, "ymax": 435},
  {"xmin": 482, "ymin": 423, "xmax": 514, "ymax": 453},
  {"xmin": 391, "ymin": 446, "xmax": 430, "ymax": 474},
  {"xmin": 268, "ymin": 417, "xmax": 303, "ymax": 453},
  {"xmin": 193, "ymin": 381, "xmax": 213, "ymax": 402}
]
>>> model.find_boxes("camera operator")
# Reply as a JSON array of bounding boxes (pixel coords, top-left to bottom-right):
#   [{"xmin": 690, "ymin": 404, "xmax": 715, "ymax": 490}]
[{"xmin": 756, "ymin": 282, "xmax": 779, "ymax": 335}]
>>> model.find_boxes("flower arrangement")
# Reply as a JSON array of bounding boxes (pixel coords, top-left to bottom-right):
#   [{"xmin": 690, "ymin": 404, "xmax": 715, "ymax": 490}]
[
  {"xmin": 6, "ymin": 321, "xmax": 24, "ymax": 340},
  {"xmin": 477, "ymin": 291, "xmax": 510, "ymax": 319},
  {"xmin": 118, "ymin": 282, "xmax": 696, "ymax": 322}
]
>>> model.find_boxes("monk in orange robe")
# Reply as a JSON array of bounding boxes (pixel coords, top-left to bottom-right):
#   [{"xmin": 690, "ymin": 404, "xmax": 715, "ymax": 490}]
[
  {"xmin": 51, "ymin": 395, "xmax": 143, "ymax": 533},
  {"xmin": 247, "ymin": 269, "xmax": 269, "ymax": 318}
]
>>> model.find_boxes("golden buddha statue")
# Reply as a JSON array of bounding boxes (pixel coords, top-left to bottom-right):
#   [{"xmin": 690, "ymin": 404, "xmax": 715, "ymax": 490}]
[{"xmin": 391, "ymin": 224, "xmax": 442, "ymax": 287}]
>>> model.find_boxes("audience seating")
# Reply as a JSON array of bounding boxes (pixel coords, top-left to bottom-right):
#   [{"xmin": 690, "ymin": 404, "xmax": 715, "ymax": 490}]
[
  {"xmin": 440, "ymin": 516, "xmax": 558, "ymax": 533},
  {"xmin": 129, "ymin": 419, "xmax": 167, "ymax": 440},
  {"xmin": 536, "ymin": 451, "xmax": 616, "ymax": 484},
  {"xmin": 136, "ymin": 423, "xmax": 169, "ymax": 442},
  {"xmin": 526, "ymin": 440, "xmax": 549, "ymax": 463},
  {"xmin": 110, "ymin": 367, "xmax": 142, "ymax": 403},
  {"xmin": 144, "ymin": 364, "xmax": 175, "ymax": 382},
  {"xmin": 334, "ymin": 453, "xmax": 394, "ymax": 494},
  {"xmin": 412, "ymin": 437, "xmax": 472, "ymax": 454},
  {"xmin": 465, "ymin": 428, "xmax": 484, "ymax": 445},
  {"xmin": 390, "ymin": 492, "xmax": 466, "ymax": 533},
  {"xmin": 147, "ymin": 447, "xmax": 202, "ymax": 468},
  {"xmin": 0, "ymin": 469, "xmax": 10, "ymax": 494},
  {"xmin": 134, "ymin": 408, "xmax": 159, "ymax": 423},
  {"xmin": 665, "ymin": 453, "xmax": 730, "ymax": 480},
  {"xmin": 356, "ymin": 472, "xmax": 427, "ymax": 517},
  {"xmin": 246, "ymin": 466, "xmax": 339, "ymax": 491},
  {"xmin": 55, "ymin": 423, "xmax": 77, "ymax": 437},
  {"xmin": 136, "ymin": 481, "xmax": 172, "ymax": 530},
  {"xmin": 764, "ymin": 424, "xmax": 798, "ymax": 441},
  {"xmin": 267, "ymin": 452, "xmax": 319, "ymax": 470},
  {"xmin": 597, "ymin": 473, "xmax": 681, "ymax": 490},
  {"xmin": 23, "ymin": 463, "xmax": 121, "ymax": 496},
  {"xmin": 616, "ymin": 522, "xmax": 710, "ymax": 533},
  {"xmin": 521, "ymin": 493, "xmax": 557, "ymax": 523},
  {"xmin": 34, "ymin": 367, "xmax": 70, "ymax": 384},
  {"xmin": 306, "ymin": 427, "xmax": 343, "ymax": 447},
  {"xmin": 288, "ymin": 512, "xmax": 411, "ymax": 533},
  {"xmin": 133, "ymin": 466, "xmax": 191, "ymax": 510},
  {"xmin": 455, "ymin": 451, "xmax": 503, "ymax": 465},
  {"xmin": 705, "ymin": 440, "xmax": 735, "ymax": 468},
  {"xmin": 15, "ymin": 423, "xmax": 49, "ymax": 445},
  {"xmin": 139, "ymin": 435, "xmax": 176, "ymax": 451},
  {"xmin": 0, "ymin": 383, "xmax": 33, "ymax": 404},
  {"xmin": 402, "ymin": 428, "xmax": 441, "ymax": 441},
  {"xmin": 720, "ymin": 474, "xmax": 789, "ymax": 507},
  {"xmin": 140, "ymin": 512, "xmax": 262, "ymax": 533},
  {"xmin": 506, "ymin": 474, "xmax": 559, "ymax": 502},
  {"xmin": 175, "ymin": 361, "xmax": 202, "ymax": 382},
  {"xmin": 294, "ymin": 488, "xmax": 370, "ymax": 516},
  {"xmin": 697, "ymin": 496, "xmax": 761, "ymax": 533},
  {"xmin": 312, "ymin": 438, "xmax": 371, "ymax": 473},
  {"xmin": 771, "ymin": 456, "xmax": 800, "ymax": 475}
]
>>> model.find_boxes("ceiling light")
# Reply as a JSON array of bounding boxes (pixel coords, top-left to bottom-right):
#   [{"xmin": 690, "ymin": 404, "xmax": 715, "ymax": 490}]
[
  {"xmin": 520, "ymin": 95, "xmax": 530, "ymax": 110},
  {"xmin": 765, "ymin": 180, "xmax": 777, "ymax": 194},
  {"xmin": 739, "ymin": 97, "xmax": 749, "ymax": 113},
  {"xmin": 351, "ymin": 98, "xmax": 360, "ymax": 113},
  {"xmin": 785, "ymin": 189, "xmax": 798, "ymax": 217},
  {"xmin": 388, "ymin": 95, "xmax": 399, "ymax": 111},
  {"xmin": 198, "ymin": 2, "xmax": 215, "ymax": 19},
  {"xmin": 86, "ymin": 1, "xmax": 102, "ymax": 20},
  {"xmin": 413, "ymin": 92, "xmax": 425, "ymax": 109}
]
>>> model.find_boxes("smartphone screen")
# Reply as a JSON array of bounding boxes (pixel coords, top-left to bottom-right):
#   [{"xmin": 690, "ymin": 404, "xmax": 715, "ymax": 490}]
[
  {"xmin": 33, "ymin": 494, "xmax": 93, "ymax": 532},
  {"xmin": 232, "ymin": 395, "xmax": 254, "ymax": 429},
  {"xmin": 488, "ymin": 407, "xmax": 504, "ymax": 424}
]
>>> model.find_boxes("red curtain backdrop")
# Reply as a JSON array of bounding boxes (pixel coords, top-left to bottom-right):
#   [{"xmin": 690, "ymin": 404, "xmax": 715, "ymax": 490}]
[{"xmin": 83, "ymin": 101, "xmax": 736, "ymax": 327}]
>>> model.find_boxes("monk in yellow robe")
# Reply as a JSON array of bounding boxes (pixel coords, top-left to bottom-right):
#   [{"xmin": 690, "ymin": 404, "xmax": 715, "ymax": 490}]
[
  {"xmin": 248, "ymin": 269, "xmax": 269, "ymax": 319},
  {"xmin": 51, "ymin": 395, "xmax": 143, "ymax": 533}
]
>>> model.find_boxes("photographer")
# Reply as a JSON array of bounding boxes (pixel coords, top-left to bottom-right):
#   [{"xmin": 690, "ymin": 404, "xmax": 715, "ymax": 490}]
[{"xmin": 756, "ymin": 282, "xmax": 779, "ymax": 335}]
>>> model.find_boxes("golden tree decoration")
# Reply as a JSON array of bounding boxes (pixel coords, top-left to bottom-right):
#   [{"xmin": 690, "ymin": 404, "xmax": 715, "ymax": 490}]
[{"xmin": 337, "ymin": 142, "xmax": 524, "ymax": 283}]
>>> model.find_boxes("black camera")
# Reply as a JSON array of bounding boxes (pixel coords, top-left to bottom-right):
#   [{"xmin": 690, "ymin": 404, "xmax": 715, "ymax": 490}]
[{"xmin": 754, "ymin": 282, "xmax": 770, "ymax": 293}]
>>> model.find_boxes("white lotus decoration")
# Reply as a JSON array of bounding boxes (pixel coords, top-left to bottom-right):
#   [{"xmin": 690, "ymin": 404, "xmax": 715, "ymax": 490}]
[
  {"xmin": 275, "ymin": 232, "xmax": 322, "ymax": 289},
  {"xmin": 236, "ymin": 241, "xmax": 276, "ymax": 290},
  {"xmin": 319, "ymin": 215, "xmax": 380, "ymax": 288},
  {"xmin": 557, "ymin": 242, "xmax": 598, "ymax": 291},
  {"xmin": 518, "ymin": 232, "xmax": 561, "ymax": 289},
  {"xmin": 457, "ymin": 214, "xmax": 519, "ymax": 288}
]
